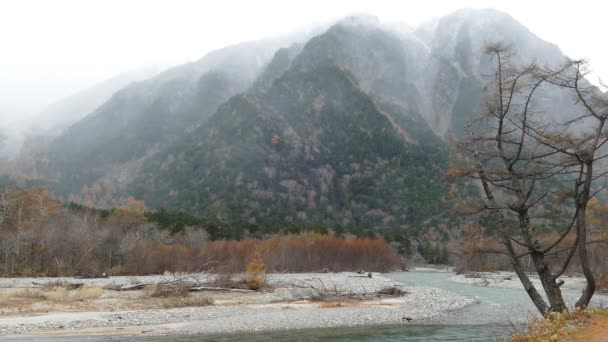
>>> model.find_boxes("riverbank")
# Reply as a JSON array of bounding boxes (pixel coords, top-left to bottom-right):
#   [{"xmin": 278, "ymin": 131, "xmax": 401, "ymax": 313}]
[
  {"xmin": 450, "ymin": 271, "xmax": 587, "ymax": 290},
  {"xmin": 511, "ymin": 308, "xmax": 608, "ymax": 342},
  {"xmin": 0, "ymin": 272, "xmax": 474, "ymax": 337},
  {"xmin": 570, "ymin": 309, "xmax": 608, "ymax": 341}
]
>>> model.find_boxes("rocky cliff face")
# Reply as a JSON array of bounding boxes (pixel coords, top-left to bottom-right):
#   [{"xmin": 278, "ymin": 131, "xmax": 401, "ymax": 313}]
[{"xmin": 416, "ymin": 9, "xmax": 570, "ymax": 137}]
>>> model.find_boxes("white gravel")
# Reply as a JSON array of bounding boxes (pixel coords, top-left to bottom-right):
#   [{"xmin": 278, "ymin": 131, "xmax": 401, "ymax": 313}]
[
  {"xmin": 0, "ymin": 272, "xmax": 475, "ymax": 337},
  {"xmin": 450, "ymin": 271, "xmax": 587, "ymax": 289},
  {"xmin": 0, "ymin": 273, "xmax": 214, "ymax": 289}
]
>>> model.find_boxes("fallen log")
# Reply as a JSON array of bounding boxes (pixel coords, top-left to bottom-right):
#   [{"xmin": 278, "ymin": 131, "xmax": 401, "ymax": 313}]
[
  {"xmin": 106, "ymin": 282, "xmax": 255, "ymax": 293},
  {"xmin": 74, "ymin": 273, "xmax": 109, "ymax": 279},
  {"xmin": 188, "ymin": 286, "xmax": 254, "ymax": 293},
  {"xmin": 65, "ymin": 283, "xmax": 84, "ymax": 290},
  {"xmin": 104, "ymin": 283, "xmax": 149, "ymax": 291},
  {"xmin": 31, "ymin": 282, "xmax": 83, "ymax": 290}
]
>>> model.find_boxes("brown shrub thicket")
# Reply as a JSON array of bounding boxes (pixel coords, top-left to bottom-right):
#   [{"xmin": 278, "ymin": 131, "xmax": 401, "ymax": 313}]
[
  {"xmin": 202, "ymin": 234, "xmax": 397, "ymax": 273},
  {"xmin": 0, "ymin": 188, "xmax": 398, "ymax": 276},
  {"xmin": 457, "ymin": 223, "xmax": 608, "ymax": 285}
]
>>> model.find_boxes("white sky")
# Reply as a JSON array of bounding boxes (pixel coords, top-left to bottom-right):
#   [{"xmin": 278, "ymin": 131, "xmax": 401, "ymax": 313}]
[{"xmin": 1, "ymin": 0, "xmax": 607, "ymax": 123}]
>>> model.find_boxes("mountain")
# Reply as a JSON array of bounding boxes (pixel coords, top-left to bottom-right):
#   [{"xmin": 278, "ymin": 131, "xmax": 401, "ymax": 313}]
[
  {"xmin": 35, "ymin": 34, "xmax": 313, "ymax": 197},
  {"xmin": 28, "ymin": 67, "xmax": 162, "ymax": 136},
  {"xmin": 415, "ymin": 8, "xmax": 573, "ymax": 137},
  {"xmin": 30, "ymin": 9, "xmax": 580, "ymax": 233},
  {"xmin": 0, "ymin": 67, "xmax": 160, "ymax": 163},
  {"xmin": 130, "ymin": 44, "xmax": 448, "ymax": 229}
]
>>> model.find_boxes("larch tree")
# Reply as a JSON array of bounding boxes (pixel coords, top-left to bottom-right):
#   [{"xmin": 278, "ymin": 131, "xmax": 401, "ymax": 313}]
[
  {"xmin": 530, "ymin": 59, "xmax": 608, "ymax": 308},
  {"xmin": 450, "ymin": 42, "xmax": 607, "ymax": 314}
]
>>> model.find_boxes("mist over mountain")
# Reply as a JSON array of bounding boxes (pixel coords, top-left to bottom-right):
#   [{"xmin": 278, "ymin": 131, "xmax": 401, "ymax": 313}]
[
  {"xmin": 16, "ymin": 9, "xmax": 579, "ymax": 234},
  {"xmin": 0, "ymin": 67, "xmax": 161, "ymax": 162},
  {"xmin": 26, "ymin": 33, "xmax": 318, "ymax": 197},
  {"xmin": 413, "ymin": 9, "xmax": 572, "ymax": 137},
  {"xmin": 29, "ymin": 66, "xmax": 163, "ymax": 137}
]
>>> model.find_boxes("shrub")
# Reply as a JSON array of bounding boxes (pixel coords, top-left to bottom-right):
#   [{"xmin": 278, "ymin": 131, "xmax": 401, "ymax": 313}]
[
  {"xmin": 246, "ymin": 247, "xmax": 266, "ymax": 290},
  {"xmin": 511, "ymin": 308, "xmax": 591, "ymax": 342},
  {"xmin": 147, "ymin": 284, "xmax": 190, "ymax": 298},
  {"xmin": 41, "ymin": 287, "xmax": 68, "ymax": 302},
  {"xmin": 75, "ymin": 287, "xmax": 104, "ymax": 300},
  {"xmin": 143, "ymin": 283, "xmax": 214, "ymax": 308}
]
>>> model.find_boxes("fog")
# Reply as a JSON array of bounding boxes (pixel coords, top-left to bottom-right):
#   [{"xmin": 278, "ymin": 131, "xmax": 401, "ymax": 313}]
[{"xmin": 1, "ymin": 0, "xmax": 607, "ymax": 139}]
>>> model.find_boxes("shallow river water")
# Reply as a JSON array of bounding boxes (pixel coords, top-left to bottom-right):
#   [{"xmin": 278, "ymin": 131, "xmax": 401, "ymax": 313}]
[{"xmin": 7, "ymin": 271, "xmax": 607, "ymax": 342}]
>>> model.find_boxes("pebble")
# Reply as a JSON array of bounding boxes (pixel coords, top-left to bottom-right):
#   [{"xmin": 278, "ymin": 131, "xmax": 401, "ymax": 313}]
[{"xmin": 0, "ymin": 272, "xmax": 475, "ymax": 337}]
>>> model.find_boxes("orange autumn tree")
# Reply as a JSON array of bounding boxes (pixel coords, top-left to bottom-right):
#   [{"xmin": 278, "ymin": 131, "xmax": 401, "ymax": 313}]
[
  {"xmin": 0, "ymin": 186, "xmax": 61, "ymax": 274},
  {"xmin": 106, "ymin": 196, "xmax": 148, "ymax": 230},
  {"xmin": 245, "ymin": 246, "xmax": 266, "ymax": 290}
]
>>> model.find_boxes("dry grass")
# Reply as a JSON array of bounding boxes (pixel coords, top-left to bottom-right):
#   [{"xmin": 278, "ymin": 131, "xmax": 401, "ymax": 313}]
[
  {"xmin": 159, "ymin": 295, "xmax": 214, "ymax": 308},
  {"xmin": 74, "ymin": 287, "xmax": 104, "ymax": 300},
  {"xmin": 42, "ymin": 287, "xmax": 68, "ymax": 301},
  {"xmin": 569, "ymin": 309, "xmax": 608, "ymax": 341},
  {"xmin": 0, "ymin": 289, "xmax": 44, "ymax": 305},
  {"xmin": 143, "ymin": 284, "xmax": 214, "ymax": 308},
  {"xmin": 0, "ymin": 283, "xmax": 215, "ymax": 316},
  {"xmin": 511, "ymin": 308, "xmax": 593, "ymax": 342},
  {"xmin": 0, "ymin": 285, "xmax": 103, "ymax": 305},
  {"xmin": 319, "ymin": 302, "xmax": 345, "ymax": 308},
  {"xmin": 317, "ymin": 301, "xmax": 359, "ymax": 309},
  {"xmin": 40, "ymin": 281, "xmax": 72, "ymax": 291},
  {"xmin": 145, "ymin": 284, "xmax": 190, "ymax": 298}
]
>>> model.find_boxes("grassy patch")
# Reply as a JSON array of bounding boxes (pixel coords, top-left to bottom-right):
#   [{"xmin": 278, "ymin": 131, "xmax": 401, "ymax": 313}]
[
  {"xmin": 144, "ymin": 284, "xmax": 214, "ymax": 308},
  {"xmin": 159, "ymin": 295, "xmax": 214, "ymax": 308},
  {"xmin": 0, "ymin": 289, "xmax": 45, "ymax": 305},
  {"xmin": 0, "ymin": 285, "xmax": 103, "ymax": 305},
  {"xmin": 317, "ymin": 300, "xmax": 359, "ymax": 309},
  {"xmin": 511, "ymin": 308, "xmax": 600, "ymax": 342},
  {"xmin": 74, "ymin": 287, "xmax": 104, "ymax": 300}
]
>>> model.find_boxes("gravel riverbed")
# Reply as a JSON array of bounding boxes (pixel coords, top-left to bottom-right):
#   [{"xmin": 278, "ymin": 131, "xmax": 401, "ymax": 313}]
[{"xmin": 0, "ymin": 272, "xmax": 475, "ymax": 337}]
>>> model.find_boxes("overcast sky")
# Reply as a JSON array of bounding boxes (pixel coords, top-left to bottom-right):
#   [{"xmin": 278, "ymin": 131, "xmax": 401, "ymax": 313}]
[{"xmin": 1, "ymin": 0, "xmax": 607, "ymax": 124}]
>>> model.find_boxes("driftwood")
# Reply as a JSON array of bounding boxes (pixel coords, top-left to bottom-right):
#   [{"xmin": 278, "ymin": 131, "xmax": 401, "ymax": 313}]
[
  {"xmin": 31, "ymin": 282, "xmax": 83, "ymax": 290},
  {"xmin": 105, "ymin": 271, "xmax": 255, "ymax": 293},
  {"xmin": 188, "ymin": 286, "xmax": 254, "ymax": 293},
  {"xmin": 74, "ymin": 273, "xmax": 109, "ymax": 279},
  {"xmin": 104, "ymin": 283, "xmax": 149, "ymax": 291},
  {"xmin": 106, "ymin": 283, "xmax": 254, "ymax": 293}
]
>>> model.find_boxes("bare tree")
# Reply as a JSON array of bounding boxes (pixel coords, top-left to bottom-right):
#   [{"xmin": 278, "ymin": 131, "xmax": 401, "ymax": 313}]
[
  {"xmin": 451, "ymin": 42, "xmax": 606, "ymax": 313},
  {"xmin": 528, "ymin": 60, "xmax": 608, "ymax": 308}
]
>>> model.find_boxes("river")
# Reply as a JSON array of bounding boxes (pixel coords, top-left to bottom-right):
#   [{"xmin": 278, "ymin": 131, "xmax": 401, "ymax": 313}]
[{"xmin": 7, "ymin": 271, "xmax": 606, "ymax": 341}]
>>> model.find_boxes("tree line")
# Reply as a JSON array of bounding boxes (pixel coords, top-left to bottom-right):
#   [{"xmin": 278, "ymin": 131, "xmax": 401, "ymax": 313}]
[{"xmin": 0, "ymin": 185, "xmax": 407, "ymax": 276}]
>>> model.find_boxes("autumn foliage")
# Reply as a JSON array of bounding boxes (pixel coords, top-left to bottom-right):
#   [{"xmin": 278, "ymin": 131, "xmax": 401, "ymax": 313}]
[
  {"xmin": 202, "ymin": 234, "xmax": 397, "ymax": 273},
  {"xmin": 457, "ymin": 215, "xmax": 608, "ymax": 283},
  {"xmin": 0, "ymin": 186, "xmax": 398, "ymax": 276},
  {"xmin": 245, "ymin": 247, "xmax": 265, "ymax": 290}
]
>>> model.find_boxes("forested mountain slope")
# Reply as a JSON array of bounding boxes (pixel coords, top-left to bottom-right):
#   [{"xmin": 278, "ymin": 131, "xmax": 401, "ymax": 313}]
[{"xmin": 27, "ymin": 10, "xmax": 580, "ymax": 233}]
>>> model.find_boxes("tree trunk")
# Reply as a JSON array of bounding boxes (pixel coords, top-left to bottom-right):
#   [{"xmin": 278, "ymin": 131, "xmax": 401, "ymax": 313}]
[
  {"xmin": 504, "ymin": 239, "xmax": 549, "ymax": 313},
  {"xmin": 531, "ymin": 251, "xmax": 567, "ymax": 312},
  {"xmin": 519, "ymin": 211, "xmax": 567, "ymax": 312},
  {"xmin": 574, "ymin": 161, "xmax": 596, "ymax": 308},
  {"xmin": 575, "ymin": 211, "xmax": 595, "ymax": 308}
]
